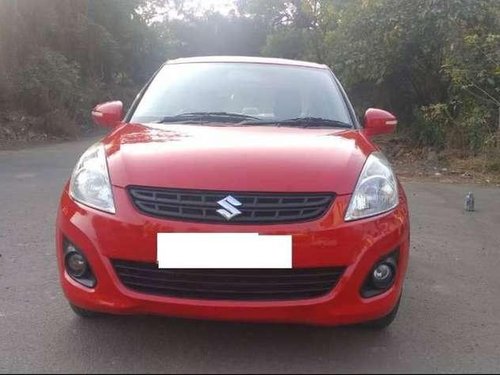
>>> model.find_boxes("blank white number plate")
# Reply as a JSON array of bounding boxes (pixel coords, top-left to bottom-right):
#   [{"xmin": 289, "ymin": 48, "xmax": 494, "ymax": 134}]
[{"xmin": 157, "ymin": 233, "xmax": 292, "ymax": 269}]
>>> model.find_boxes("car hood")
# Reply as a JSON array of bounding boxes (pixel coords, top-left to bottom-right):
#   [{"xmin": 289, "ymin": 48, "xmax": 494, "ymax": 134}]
[{"xmin": 104, "ymin": 123, "xmax": 377, "ymax": 195}]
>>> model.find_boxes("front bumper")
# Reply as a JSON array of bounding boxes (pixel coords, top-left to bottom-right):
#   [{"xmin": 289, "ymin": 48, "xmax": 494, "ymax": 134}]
[{"xmin": 56, "ymin": 184, "xmax": 410, "ymax": 326}]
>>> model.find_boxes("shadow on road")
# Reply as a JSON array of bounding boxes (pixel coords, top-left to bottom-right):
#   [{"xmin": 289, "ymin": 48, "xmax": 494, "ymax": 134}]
[{"xmin": 65, "ymin": 314, "xmax": 393, "ymax": 372}]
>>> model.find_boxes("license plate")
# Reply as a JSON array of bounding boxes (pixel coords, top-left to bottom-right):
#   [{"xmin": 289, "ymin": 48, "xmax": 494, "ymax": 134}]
[{"xmin": 157, "ymin": 233, "xmax": 292, "ymax": 269}]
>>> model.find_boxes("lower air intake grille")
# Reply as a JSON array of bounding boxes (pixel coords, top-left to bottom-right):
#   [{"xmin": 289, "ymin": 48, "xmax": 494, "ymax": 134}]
[{"xmin": 112, "ymin": 260, "xmax": 345, "ymax": 301}]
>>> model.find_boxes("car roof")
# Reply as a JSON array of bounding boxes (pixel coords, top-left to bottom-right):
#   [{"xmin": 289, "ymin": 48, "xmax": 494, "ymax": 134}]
[{"xmin": 166, "ymin": 56, "xmax": 329, "ymax": 70}]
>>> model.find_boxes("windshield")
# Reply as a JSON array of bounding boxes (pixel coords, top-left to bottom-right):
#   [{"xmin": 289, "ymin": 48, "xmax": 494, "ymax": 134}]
[{"xmin": 129, "ymin": 62, "xmax": 353, "ymax": 126}]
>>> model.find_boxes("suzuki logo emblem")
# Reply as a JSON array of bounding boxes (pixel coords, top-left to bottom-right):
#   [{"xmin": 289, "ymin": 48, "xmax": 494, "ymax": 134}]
[{"xmin": 217, "ymin": 195, "xmax": 242, "ymax": 220}]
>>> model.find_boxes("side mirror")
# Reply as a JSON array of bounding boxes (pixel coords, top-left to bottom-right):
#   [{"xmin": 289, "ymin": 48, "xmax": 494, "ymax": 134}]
[
  {"xmin": 363, "ymin": 108, "xmax": 397, "ymax": 138},
  {"xmin": 91, "ymin": 101, "xmax": 123, "ymax": 128}
]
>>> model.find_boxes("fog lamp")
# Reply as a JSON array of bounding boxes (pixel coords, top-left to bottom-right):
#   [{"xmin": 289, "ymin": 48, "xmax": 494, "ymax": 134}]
[
  {"xmin": 372, "ymin": 263, "xmax": 394, "ymax": 289},
  {"xmin": 65, "ymin": 248, "xmax": 88, "ymax": 278},
  {"xmin": 361, "ymin": 250, "xmax": 399, "ymax": 298}
]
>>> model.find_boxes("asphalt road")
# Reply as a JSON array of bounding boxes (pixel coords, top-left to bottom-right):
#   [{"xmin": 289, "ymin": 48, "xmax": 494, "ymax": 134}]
[{"xmin": 1, "ymin": 139, "xmax": 499, "ymax": 373}]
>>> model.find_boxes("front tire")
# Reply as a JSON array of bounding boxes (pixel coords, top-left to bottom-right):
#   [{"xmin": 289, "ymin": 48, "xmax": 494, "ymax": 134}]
[{"xmin": 69, "ymin": 303, "xmax": 102, "ymax": 318}]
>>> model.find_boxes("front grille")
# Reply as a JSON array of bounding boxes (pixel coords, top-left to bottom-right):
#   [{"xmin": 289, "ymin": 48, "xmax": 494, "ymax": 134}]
[
  {"xmin": 112, "ymin": 260, "xmax": 345, "ymax": 301},
  {"xmin": 128, "ymin": 187, "xmax": 334, "ymax": 224}
]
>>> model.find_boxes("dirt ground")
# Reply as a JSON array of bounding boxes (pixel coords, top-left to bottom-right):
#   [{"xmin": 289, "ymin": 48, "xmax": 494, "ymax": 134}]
[
  {"xmin": 374, "ymin": 135, "xmax": 500, "ymax": 187},
  {"xmin": 0, "ymin": 111, "xmax": 104, "ymax": 150}
]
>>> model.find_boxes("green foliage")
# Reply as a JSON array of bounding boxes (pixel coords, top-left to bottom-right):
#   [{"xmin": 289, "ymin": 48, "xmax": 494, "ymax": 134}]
[
  {"xmin": 12, "ymin": 48, "xmax": 82, "ymax": 137},
  {"xmin": 262, "ymin": 29, "xmax": 310, "ymax": 59},
  {"xmin": 241, "ymin": 0, "xmax": 499, "ymax": 154},
  {"xmin": 414, "ymin": 104, "xmax": 449, "ymax": 150},
  {"xmin": 164, "ymin": 12, "xmax": 267, "ymax": 57},
  {"xmin": 17, "ymin": 48, "xmax": 81, "ymax": 116},
  {"xmin": 1, "ymin": 0, "xmax": 499, "ymax": 156},
  {"xmin": 0, "ymin": 0, "xmax": 164, "ymax": 136}
]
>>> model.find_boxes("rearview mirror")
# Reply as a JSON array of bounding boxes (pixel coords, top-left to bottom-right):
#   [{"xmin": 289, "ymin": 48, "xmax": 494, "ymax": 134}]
[
  {"xmin": 363, "ymin": 108, "xmax": 397, "ymax": 138},
  {"xmin": 91, "ymin": 101, "xmax": 123, "ymax": 128}
]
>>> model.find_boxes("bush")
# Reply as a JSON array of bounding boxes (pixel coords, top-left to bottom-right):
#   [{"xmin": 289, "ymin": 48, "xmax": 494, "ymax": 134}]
[
  {"xmin": 456, "ymin": 105, "xmax": 493, "ymax": 155},
  {"xmin": 41, "ymin": 109, "xmax": 79, "ymax": 139},
  {"xmin": 408, "ymin": 102, "xmax": 497, "ymax": 157},
  {"xmin": 409, "ymin": 104, "xmax": 449, "ymax": 150},
  {"xmin": 17, "ymin": 48, "xmax": 81, "ymax": 117}
]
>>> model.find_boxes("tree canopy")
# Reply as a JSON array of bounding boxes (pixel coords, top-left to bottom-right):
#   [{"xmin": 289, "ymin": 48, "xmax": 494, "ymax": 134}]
[{"xmin": 0, "ymin": 0, "xmax": 498, "ymax": 154}]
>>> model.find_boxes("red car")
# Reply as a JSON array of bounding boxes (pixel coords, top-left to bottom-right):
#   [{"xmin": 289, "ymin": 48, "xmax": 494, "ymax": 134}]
[{"xmin": 57, "ymin": 56, "xmax": 409, "ymax": 328}]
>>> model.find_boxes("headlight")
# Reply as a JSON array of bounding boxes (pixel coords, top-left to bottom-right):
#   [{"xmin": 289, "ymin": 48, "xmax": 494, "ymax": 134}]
[
  {"xmin": 345, "ymin": 152, "xmax": 398, "ymax": 221},
  {"xmin": 69, "ymin": 143, "xmax": 115, "ymax": 213}
]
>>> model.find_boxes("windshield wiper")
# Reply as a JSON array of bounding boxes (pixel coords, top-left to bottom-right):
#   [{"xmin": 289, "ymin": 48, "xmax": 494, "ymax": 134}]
[
  {"xmin": 240, "ymin": 117, "xmax": 352, "ymax": 128},
  {"xmin": 157, "ymin": 112, "xmax": 260, "ymax": 124}
]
